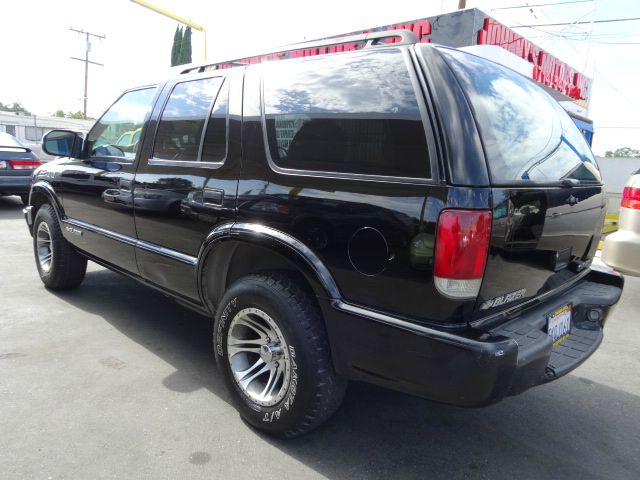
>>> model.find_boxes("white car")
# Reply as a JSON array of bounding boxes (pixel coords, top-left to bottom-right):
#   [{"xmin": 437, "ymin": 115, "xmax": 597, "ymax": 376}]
[{"xmin": 602, "ymin": 169, "xmax": 640, "ymax": 275}]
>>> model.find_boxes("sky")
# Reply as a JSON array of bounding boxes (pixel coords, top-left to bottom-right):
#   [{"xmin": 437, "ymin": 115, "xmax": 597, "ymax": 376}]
[{"xmin": 1, "ymin": 0, "xmax": 638, "ymax": 156}]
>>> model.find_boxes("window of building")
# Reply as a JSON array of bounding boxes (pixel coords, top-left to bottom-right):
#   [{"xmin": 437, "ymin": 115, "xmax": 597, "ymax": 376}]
[
  {"xmin": 25, "ymin": 126, "xmax": 46, "ymax": 142},
  {"xmin": 153, "ymin": 77, "xmax": 223, "ymax": 162},
  {"xmin": 262, "ymin": 49, "xmax": 430, "ymax": 178}
]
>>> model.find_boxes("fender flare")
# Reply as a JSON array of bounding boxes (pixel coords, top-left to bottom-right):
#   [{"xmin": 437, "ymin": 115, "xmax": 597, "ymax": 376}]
[
  {"xmin": 30, "ymin": 180, "xmax": 65, "ymax": 220},
  {"xmin": 196, "ymin": 222, "xmax": 342, "ymax": 309}
]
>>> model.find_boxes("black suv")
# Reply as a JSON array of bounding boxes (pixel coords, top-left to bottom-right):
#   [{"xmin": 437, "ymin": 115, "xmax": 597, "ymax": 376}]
[{"xmin": 24, "ymin": 31, "xmax": 623, "ymax": 437}]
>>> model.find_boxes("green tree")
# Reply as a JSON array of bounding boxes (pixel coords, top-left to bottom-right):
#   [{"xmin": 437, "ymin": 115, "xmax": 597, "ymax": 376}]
[
  {"xmin": 66, "ymin": 111, "xmax": 86, "ymax": 119},
  {"xmin": 181, "ymin": 26, "xmax": 192, "ymax": 65},
  {"xmin": 0, "ymin": 100, "xmax": 30, "ymax": 115},
  {"xmin": 53, "ymin": 110, "xmax": 65, "ymax": 118},
  {"xmin": 605, "ymin": 147, "xmax": 640, "ymax": 158},
  {"xmin": 171, "ymin": 26, "xmax": 183, "ymax": 66}
]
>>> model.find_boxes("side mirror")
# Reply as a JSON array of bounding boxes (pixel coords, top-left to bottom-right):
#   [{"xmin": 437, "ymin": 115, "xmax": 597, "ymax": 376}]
[{"xmin": 42, "ymin": 130, "xmax": 83, "ymax": 158}]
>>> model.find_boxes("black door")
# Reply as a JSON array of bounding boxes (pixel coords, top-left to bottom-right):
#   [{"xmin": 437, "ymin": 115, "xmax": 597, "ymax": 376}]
[
  {"xmin": 133, "ymin": 70, "xmax": 242, "ymax": 300},
  {"xmin": 59, "ymin": 86, "xmax": 159, "ymax": 273}
]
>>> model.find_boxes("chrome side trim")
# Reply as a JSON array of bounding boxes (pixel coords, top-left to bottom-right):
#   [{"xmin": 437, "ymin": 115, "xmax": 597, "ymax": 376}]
[
  {"xmin": 332, "ymin": 300, "xmax": 509, "ymax": 352},
  {"xmin": 63, "ymin": 218, "xmax": 197, "ymax": 266},
  {"xmin": 64, "ymin": 218, "xmax": 136, "ymax": 246},
  {"xmin": 136, "ymin": 239, "xmax": 198, "ymax": 266}
]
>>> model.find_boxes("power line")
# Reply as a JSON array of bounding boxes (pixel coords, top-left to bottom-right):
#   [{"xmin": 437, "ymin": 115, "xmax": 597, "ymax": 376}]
[
  {"xmin": 492, "ymin": 0, "xmax": 592, "ymax": 11},
  {"xmin": 510, "ymin": 16, "xmax": 640, "ymax": 28}
]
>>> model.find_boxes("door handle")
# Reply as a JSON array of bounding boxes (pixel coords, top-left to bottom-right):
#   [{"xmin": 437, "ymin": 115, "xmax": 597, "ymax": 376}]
[{"xmin": 203, "ymin": 187, "xmax": 224, "ymax": 206}]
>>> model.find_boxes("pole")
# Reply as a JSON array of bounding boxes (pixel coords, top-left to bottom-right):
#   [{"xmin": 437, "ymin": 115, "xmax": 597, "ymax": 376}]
[
  {"xmin": 83, "ymin": 32, "xmax": 89, "ymax": 119},
  {"xmin": 129, "ymin": 0, "xmax": 207, "ymax": 60},
  {"xmin": 458, "ymin": 0, "xmax": 467, "ymax": 9},
  {"xmin": 70, "ymin": 27, "xmax": 105, "ymax": 119}
]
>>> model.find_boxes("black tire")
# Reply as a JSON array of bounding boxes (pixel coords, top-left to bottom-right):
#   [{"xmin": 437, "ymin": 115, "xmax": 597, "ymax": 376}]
[
  {"xmin": 214, "ymin": 272, "xmax": 346, "ymax": 438},
  {"xmin": 33, "ymin": 204, "xmax": 87, "ymax": 290},
  {"xmin": 19, "ymin": 194, "xmax": 29, "ymax": 205}
]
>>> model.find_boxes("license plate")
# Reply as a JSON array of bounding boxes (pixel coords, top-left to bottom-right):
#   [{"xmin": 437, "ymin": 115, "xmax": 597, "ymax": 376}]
[{"xmin": 547, "ymin": 304, "xmax": 572, "ymax": 347}]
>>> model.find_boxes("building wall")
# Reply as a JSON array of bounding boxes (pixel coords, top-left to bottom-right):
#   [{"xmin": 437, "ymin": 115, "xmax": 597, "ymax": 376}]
[
  {"xmin": 596, "ymin": 156, "xmax": 640, "ymax": 214},
  {"xmin": 0, "ymin": 112, "xmax": 94, "ymax": 160}
]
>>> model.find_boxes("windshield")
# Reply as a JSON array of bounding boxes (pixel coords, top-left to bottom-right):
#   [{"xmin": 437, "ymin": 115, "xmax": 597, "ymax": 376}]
[{"xmin": 440, "ymin": 48, "xmax": 601, "ymax": 185}]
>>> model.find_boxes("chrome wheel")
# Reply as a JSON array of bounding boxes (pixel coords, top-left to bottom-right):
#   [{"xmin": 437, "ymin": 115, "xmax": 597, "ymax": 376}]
[
  {"xmin": 36, "ymin": 222, "xmax": 53, "ymax": 273},
  {"xmin": 227, "ymin": 307, "xmax": 291, "ymax": 407}
]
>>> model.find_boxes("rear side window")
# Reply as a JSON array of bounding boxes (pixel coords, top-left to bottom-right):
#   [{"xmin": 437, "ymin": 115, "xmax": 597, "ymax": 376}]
[
  {"xmin": 262, "ymin": 49, "xmax": 430, "ymax": 178},
  {"xmin": 153, "ymin": 77, "xmax": 223, "ymax": 162},
  {"xmin": 441, "ymin": 48, "xmax": 601, "ymax": 185}
]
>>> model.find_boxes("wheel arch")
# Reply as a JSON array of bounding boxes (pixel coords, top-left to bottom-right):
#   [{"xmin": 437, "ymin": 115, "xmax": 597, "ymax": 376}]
[
  {"xmin": 198, "ymin": 223, "xmax": 341, "ymax": 313},
  {"xmin": 30, "ymin": 181, "xmax": 65, "ymax": 221}
]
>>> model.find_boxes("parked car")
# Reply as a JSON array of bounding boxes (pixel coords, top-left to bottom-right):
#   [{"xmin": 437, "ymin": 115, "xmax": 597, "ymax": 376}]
[
  {"xmin": 602, "ymin": 169, "xmax": 640, "ymax": 275},
  {"xmin": 0, "ymin": 132, "xmax": 41, "ymax": 204},
  {"xmin": 24, "ymin": 30, "xmax": 623, "ymax": 438}
]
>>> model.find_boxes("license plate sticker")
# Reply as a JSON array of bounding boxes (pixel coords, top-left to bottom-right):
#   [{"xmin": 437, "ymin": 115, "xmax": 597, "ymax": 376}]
[{"xmin": 548, "ymin": 304, "xmax": 572, "ymax": 347}]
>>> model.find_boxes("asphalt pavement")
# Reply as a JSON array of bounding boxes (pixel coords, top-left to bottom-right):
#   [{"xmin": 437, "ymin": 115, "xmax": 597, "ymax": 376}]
[{"xmin": 1, "ymin": 194, "xmax": 639, "ymax": 480}]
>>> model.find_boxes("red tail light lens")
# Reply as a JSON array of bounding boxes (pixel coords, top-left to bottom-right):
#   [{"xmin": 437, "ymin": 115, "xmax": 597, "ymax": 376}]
[
  {"xmin": 621, "ymin": 186, "xmax": 640, "ymax": 210},
  {"xmin": 434, "ymin": 209, "xmax": 492, "ymax": 299},
  {"xmin": 8, "ymin": 160, "xmax": 41, "ymax": 170}
]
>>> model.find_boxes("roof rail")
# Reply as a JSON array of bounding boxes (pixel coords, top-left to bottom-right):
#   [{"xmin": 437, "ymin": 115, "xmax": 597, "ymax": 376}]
[{"xmin": 179, "ymin": 29, "xmax": 419, "ymax": 75}]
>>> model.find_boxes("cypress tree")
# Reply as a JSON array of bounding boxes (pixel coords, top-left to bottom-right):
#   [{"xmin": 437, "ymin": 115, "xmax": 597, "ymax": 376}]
[
  {"xmin": 171, "ymin": 26, "xmax": 183, "ymax": 66},
  {"xmin": 181, "ymin": 26, "xmax": 192, "ymax": 65}
]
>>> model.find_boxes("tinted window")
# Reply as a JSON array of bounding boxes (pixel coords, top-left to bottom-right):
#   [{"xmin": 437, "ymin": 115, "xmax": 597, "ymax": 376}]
[
  {"xmin": 153, "ymin": 77, "xmax": 223, "ymax": 162},
  {"xmin": 262, "ymin": 49, "xmax": 430, "ymax": 178},
  {"xmin": 441, "ymin": 48, "xmax": 600, "ymax": 184},
  {"xmin": 201, "ymin": 80, "xmax": 228, "ymax": 162},
  {"xmin": 87, "ymin": 87, "xmax": 157, "ymax": 160}
]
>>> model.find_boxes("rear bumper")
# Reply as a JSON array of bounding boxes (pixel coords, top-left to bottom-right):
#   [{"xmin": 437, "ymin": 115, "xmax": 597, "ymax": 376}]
[
  {"xmin": 602, "ymin": 228, "xmax": 640, "ymax": 276},
  {"xmin": 0, "ymin": 175, "xmax": 31, "ymax": 194},
  {"xmin": 323, "ymin": 267, "xmax": 623, "ymax": 407}
]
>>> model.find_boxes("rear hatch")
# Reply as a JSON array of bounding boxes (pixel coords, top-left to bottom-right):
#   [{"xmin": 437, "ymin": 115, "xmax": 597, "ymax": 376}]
[{"xmin": 439, "ymin": 48, "xmax": 605, "ymax": 318}]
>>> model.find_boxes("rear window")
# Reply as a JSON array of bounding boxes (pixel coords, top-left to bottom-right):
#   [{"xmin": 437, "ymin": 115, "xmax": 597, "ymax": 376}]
[
  {"xmin": 0, "ymin": 132, "xmax": 26, "ymax": 149},
  {"xmin": 262, "ymin": 48, "xmax": 430, "ymax": 178},
  {"xmin": 441, "ymin": 48, "xmax": 601, "ymax": 185}
]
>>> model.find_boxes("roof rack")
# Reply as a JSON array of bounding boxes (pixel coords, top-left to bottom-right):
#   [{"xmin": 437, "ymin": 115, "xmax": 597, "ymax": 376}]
[{"xmin": 180, "ymin": 29, "xmax": 419, "ymax": 75}]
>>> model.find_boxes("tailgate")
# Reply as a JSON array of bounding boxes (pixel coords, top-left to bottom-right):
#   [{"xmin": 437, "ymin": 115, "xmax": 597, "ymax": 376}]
[
  {"xmin": 476, "ymin": 185, "xmax": 605, "ymax": 316},
  {"xmin": 436, "ymin": 48, "xmax": 606, "ymax": 319}
]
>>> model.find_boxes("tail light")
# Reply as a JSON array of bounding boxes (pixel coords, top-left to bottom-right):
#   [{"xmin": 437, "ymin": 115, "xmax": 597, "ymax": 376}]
[
  {"xmin": 434, "ymin": 209, "xmax": 492, "ymax": 299},
  {"xmin": 621, "ymin": 186, "xmax": 640, "ymax": 210},
  {"xmin": 7, "ymin": 160, "xmax": 41, "ymax": 170}
]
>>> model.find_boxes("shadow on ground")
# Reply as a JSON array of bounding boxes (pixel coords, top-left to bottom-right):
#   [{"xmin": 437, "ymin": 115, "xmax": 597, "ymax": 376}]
[
  {"xmin": 53, "ymin": 268, "xmax": 640, "ymax": 480},
  {"xmin": 0, "ymin": 196, "xmax": 25, "ymax": 220}
]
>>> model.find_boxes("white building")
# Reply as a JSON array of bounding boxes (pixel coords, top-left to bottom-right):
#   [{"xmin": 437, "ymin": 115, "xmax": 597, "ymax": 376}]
[
  {"xmin": 0, "ymin": 111, "xmax": 94, "ymax": 160},
  {"xmin": 596, "ymin": 156, "xmax": 640, "ymax": 214}
]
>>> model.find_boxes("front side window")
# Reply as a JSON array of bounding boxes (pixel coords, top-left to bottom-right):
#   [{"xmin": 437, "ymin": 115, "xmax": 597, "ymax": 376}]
[
  {"xmin": 440, "ymin": 48, "xmax": 600, "ymax": 184},
  {"xmin": 153, "ymin": 77, "xmax": 223, "ymax": 162},
  {"xmin": 262, "ymin": 49, "xmax": 430, "ymax": 178},
  {"xmin": 86, "ymin": 87, "xmax": 157, "ymax": 160}
]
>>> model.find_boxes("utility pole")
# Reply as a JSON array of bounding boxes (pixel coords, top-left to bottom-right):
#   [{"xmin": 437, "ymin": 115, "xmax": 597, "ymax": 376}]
[
  {"xmin": 458, "ymin": 0, "xmax": 467, "ymax": 9},
  {"xmin": 70, "ymin": 27, "xmax": 105, "ymax": 119}
]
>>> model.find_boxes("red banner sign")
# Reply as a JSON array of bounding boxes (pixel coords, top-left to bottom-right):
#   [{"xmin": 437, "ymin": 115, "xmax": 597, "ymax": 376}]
[{"xmin": 477, "ymin": 18, "xmax": 589, "ymax": 101}]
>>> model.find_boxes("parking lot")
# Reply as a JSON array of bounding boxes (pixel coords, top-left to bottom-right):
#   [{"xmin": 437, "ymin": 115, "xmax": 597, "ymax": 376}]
[{"xmin": 1, "ymin": 194, "xmax": 639, "ymax": 480}]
